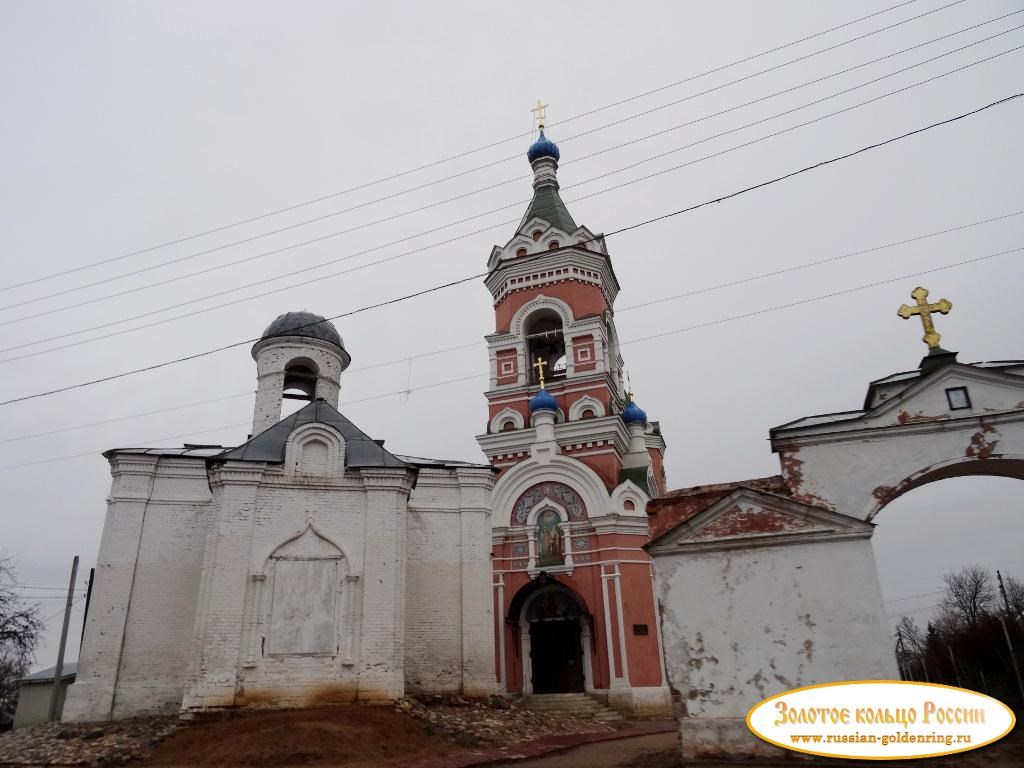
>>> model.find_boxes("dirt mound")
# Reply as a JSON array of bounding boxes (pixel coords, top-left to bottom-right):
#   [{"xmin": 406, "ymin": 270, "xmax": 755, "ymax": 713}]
[{"xmin": 144, "ymin": 706, "xmax": 453, "ymax": 767}]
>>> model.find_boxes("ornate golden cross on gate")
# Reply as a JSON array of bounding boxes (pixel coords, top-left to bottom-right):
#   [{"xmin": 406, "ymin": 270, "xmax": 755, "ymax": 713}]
[
  {"xmin": 897, "ymin": 286, "xmax": 952, "ymax": 349},
  {"xmin": 532, "ymin": 356, "xmax": 547, "ymax": 388},
  {"xmin": 531, "ymin": 99, "xmax": 549, "ymax": 131}
]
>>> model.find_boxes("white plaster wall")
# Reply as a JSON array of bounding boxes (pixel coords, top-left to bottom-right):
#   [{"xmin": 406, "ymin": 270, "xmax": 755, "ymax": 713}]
[
  {"xmin": 64, "ymin": 457, "xmax": 211, "ymax": 721},
  {"xmin": 777, "ymin": 372, "xmax": 1024, "ymax": 519},
  {"xmin": 782, "ymin": 415, "xmax": 1024, "ymax": 520},
  {"xmin": 654, "ymin": 538, "xmax": 896, "ymax": 759}
]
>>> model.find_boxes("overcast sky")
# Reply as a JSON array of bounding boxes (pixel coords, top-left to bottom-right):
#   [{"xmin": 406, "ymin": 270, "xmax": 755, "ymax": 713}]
[{"xmin": 1, "ymin": 0, "xmax": 1021, "ymax": 671}]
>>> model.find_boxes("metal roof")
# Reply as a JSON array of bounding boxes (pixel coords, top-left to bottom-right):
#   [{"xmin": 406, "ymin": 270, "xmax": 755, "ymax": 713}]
[
  {"xmin": 393, "ymin": 454, "xmax": 494, "ymax": 470},
  {"xmin": 104, "ymin": 446, "xmax": 229, "ymax": 459},
  {"xmin": 216, "ymin": 400, "xmax": 407, "ymax": 468},
  {"xmin": 517, "ymin": 185, "xmax": 577, "ymax": 235},
  {"xmin": 19, "ymin": 662, "xmax": 77, "ymax": 684}
]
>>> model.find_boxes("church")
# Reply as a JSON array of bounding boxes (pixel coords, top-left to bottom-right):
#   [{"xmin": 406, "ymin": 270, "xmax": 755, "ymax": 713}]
[
  {"xmin": 63, "ymin": 108, "xmax": 1024, "ymax": 760},
  {"xmin": 64, "ymin": 312, "xmax": 498, "ymax": 720}
]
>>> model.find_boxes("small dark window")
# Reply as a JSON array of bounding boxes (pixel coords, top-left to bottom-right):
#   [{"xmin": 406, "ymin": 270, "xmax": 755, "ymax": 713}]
[
  {"xmin": 532, "ymin": 230, "xmax": 542, "ymax": 241},
  {"xmin": 516, "ymin": 247, "xmax": 528, "ymax": 257},
  {"xmin": 501, "ymin": 420, "xmax": 516, "ymax": 432},
  {"xmin": 548, "ymin": 240, "xmax": 560, "ymax": 250},
  {"xmin": 633, "ymin": 624, "xmax": 649, "ymax": 636},
  {"xmin": 946, "ymin": 386, "xmax": 971, "ymax": 410},
  {"xmin": 580, "ymin": 408, "xmax": 595, "ymax": 420}
]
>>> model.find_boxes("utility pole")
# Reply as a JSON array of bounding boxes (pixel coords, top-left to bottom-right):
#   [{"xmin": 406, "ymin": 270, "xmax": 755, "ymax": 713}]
[
  {"xmin": 49, "ymin": 555, "xmax": 79, "ymax": 722},
  {"xmin": 80, "ymin": 567, "xmax": 95, "ymax": 645},
  {"xmin": 996, "ymin": 570, "xmax": 1024, "ymax": 705}
]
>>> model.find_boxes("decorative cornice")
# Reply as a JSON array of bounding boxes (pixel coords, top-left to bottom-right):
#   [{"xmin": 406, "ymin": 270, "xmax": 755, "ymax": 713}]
[
  {"xmin": 485, "ymin": 248, "xmax": 620, "ymax": 307},
  {"xmin": 359, "ymin": 467, "xmax": 417, "ymax": 493},
  {"xmin": 477, "ymin": 415, "xmax": 631, "ymax": 458},
  {"xmin": 772, "ymin": 407, "xmax": 1024, "ymax": 449}
]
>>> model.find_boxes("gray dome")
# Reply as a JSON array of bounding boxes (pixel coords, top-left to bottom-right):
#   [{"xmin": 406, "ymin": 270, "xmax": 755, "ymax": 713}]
[{"xmin": 260, "ymin": 311, "xmax": 344, "ymax": 349}]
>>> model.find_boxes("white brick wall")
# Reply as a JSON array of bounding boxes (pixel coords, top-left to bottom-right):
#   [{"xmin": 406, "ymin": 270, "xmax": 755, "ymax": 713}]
[
  {"xmin": 65, "ymin": 440, "xmax": 497, "ymax": 720},
  {"xmin": 64, "ymin": 456, "xmax": 211, "ymax": 721}
]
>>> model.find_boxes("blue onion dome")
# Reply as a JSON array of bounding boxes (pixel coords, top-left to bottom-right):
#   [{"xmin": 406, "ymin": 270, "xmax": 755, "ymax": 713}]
[
  {"xmin": 261, "ymin": 311, "xmax": 344, "ymax": 350},
  {"xmin": 529, "ymin": 387, "xmax": 558, "ymax": 413},
  {"xmin": 527, "ymin": 129, "xmax": 560, "ymax": 163},
  {"xmin": 622, "ymin": 399, "xmax": 647, "ymax": 425}
]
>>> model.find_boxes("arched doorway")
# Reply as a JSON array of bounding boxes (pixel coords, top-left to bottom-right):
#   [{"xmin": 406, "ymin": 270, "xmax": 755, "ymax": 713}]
[{"xmin": 510, "ymin": 578, "xmax": 593, "ymax": 695}]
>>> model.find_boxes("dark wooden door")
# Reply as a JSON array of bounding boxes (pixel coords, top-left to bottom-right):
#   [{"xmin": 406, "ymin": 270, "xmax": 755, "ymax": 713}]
[{"xmin": 529, "ymin": 618, "xmax": 584, "ymax": 693}]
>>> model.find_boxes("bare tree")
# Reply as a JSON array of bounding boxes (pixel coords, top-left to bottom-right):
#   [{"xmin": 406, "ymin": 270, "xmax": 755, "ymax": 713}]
[
  {"xmin": 1004, "ymin": 575, "xmax": 1024, "ymax": 623},
  {"xmin": 0, "ymin": 555, "xmax": 44, "ymax": 716},
  {"xmin": 897, "ymin": 616, "xmax": 927, "ymax": 657},
  {"xmin": 939, "ymin": 565, "xmax": 996, "ymax": 630}
]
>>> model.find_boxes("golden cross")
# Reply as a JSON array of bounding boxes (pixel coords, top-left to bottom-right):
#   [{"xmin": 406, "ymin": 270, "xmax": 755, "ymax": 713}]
[
  {"xmin": 625, "ymin": 370, "xmax": 634, "ymax": 401},
  {"xmin": 530, "ymin": 99, "xmax": 549, "ymax": 131},
  {"xmin": 532, "ymin": 356, "xmax": 547, "ymax": 388},
  {"xmin": 897, "ymin": 286, "xmax": 952, "ymax": 349}
]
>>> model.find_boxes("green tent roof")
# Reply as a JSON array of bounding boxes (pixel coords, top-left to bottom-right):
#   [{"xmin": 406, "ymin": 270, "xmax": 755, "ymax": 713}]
[{"xmin": 517, "ymin": 185, "xmax": 577, "ymax": 235}]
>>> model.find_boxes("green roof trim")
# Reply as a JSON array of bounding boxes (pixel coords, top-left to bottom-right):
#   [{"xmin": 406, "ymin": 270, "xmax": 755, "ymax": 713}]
[
  {"xmin": 517, "ymin": 185, "xmax": 577, "ymax": 235},
  {"xmin": 618, "ymin": 466, "xmax": 653, "ymax": 497}
]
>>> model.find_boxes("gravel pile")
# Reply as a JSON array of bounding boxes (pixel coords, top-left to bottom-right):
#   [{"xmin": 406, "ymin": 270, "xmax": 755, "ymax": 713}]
[
  {"xmin": 396, "ymin": 695, "xmax": 617, "ymax": 747},
  {"xmin": 0, "ymin": 716, "xmax": 180, "ymax": 766}
]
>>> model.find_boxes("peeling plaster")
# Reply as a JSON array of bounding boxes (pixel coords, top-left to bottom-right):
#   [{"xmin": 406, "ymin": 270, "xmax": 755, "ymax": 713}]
[{"xmin": 965, "ymin": 424, "xmax": 1000, "ymax": 460}]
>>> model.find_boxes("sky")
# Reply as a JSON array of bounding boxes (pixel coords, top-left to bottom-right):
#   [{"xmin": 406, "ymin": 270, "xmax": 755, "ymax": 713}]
[{"xmin": 0, "ymin": 0, "xmax": 1022, "ymax": 672}]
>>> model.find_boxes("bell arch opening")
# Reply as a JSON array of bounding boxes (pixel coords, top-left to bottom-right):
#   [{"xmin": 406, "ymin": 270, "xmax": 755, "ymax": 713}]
[
  {"xmin": 280, "ymin": 357, "xmax": 320, "ymax": 417},
  {"xmin": 525, "ymin": 310, "xmax": 567, "ymax": 384}
]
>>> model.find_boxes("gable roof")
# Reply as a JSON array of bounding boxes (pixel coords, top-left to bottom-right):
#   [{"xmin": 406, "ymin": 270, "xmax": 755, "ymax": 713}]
[
  {"xmin": 646, "ymin": 475, "xmax": 789, "ymax": 541},
  {"xmin": 771, "ymin": 361, "xmax": 1024, "ymax": 438},
  {"xmin": 646, "ymin": 486, "xmax": 873, "ymax": 554},
  {"xmin": 215, "ymin": 399, "xmax": 407, "ymax": 468}
]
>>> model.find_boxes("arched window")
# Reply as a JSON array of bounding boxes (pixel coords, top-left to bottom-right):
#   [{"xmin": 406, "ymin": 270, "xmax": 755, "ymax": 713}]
[
  {"xmin": 501, "ymin": 420, "xmax": 516, "ymax": 432},
  {"xmin": 525, "ymin": 310, "xmax": 567, "ymax": 385},
  {"xmin": 580, "ymin": 408, "xmax": 595, "ymax": 420},
  {"xmin": 532, "ymin": 230, "xmax": 543, "ymax": 241},
  {"xmin": 548, "ymin": 240, "xmax": 560, "ymax": 250}
]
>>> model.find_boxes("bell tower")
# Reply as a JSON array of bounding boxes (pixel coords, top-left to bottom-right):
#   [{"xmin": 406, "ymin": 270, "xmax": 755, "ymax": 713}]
[{"xmin": 476, "ymin": 116, "xmax": 666, "ymax": 494}]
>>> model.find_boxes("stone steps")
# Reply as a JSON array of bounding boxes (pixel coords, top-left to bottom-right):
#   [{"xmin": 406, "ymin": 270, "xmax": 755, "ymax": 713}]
[{"xmin": 518, "ymin": 693, "xmax": 624, "ymax": 721}]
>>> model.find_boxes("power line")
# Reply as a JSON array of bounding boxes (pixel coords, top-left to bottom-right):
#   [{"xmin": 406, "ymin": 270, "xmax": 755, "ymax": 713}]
[
  {"xmin": 3, "ymin": 9, "xmax": 1010, "ymax": 322},
  {"xmin": 40, "ymin": 596, "xmax": 84, "ymax": 625},
  {"xmin": 0, "ymin": 92, "xmax": 1019, "ymax": 408},
  {"xmin": 0, "ymin": 245, "xmax": 1015, "ymax": 471},
  {"xmin": 1, "ymin": 207, "xmax": 1019, "ymax": 447},
  {"xmin": 889, "ymin": 604, "xmax": 941, "ymax": 617},
  {"xmin": 4, "ymin": 45, "xmax": 1021, "ymax": 360},
  {"xmin": 616, "ymin": 247, "xmax": 1019, "ymax": 348},
  {"xmin": 5, "ymin": 583, "xmax": 89, "ymax": 591},
  {"xmin": 0, "ymin": 0, "xmax": 935, "ymax": 294},
  {"xmin": 887, "ymin": 590, "xmax": 944, "ymax": 603}
]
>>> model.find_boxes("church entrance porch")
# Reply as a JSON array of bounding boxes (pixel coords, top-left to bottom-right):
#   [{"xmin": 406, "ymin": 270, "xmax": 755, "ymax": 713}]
[{"xmin": 529, "ymin": 618, "xmax": 584, "ymax": 693}]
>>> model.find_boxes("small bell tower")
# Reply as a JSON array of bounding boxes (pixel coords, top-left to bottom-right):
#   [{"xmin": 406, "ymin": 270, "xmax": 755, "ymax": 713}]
[{"xmin": 250, "ymin": 311, "xmax": 351, "ymax": 436}]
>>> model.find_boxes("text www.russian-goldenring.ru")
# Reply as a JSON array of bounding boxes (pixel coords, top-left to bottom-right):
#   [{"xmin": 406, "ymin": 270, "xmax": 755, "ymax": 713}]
[{"xmin": 790, "ymin": 732, "xmax": 973, "ymax": 747}]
